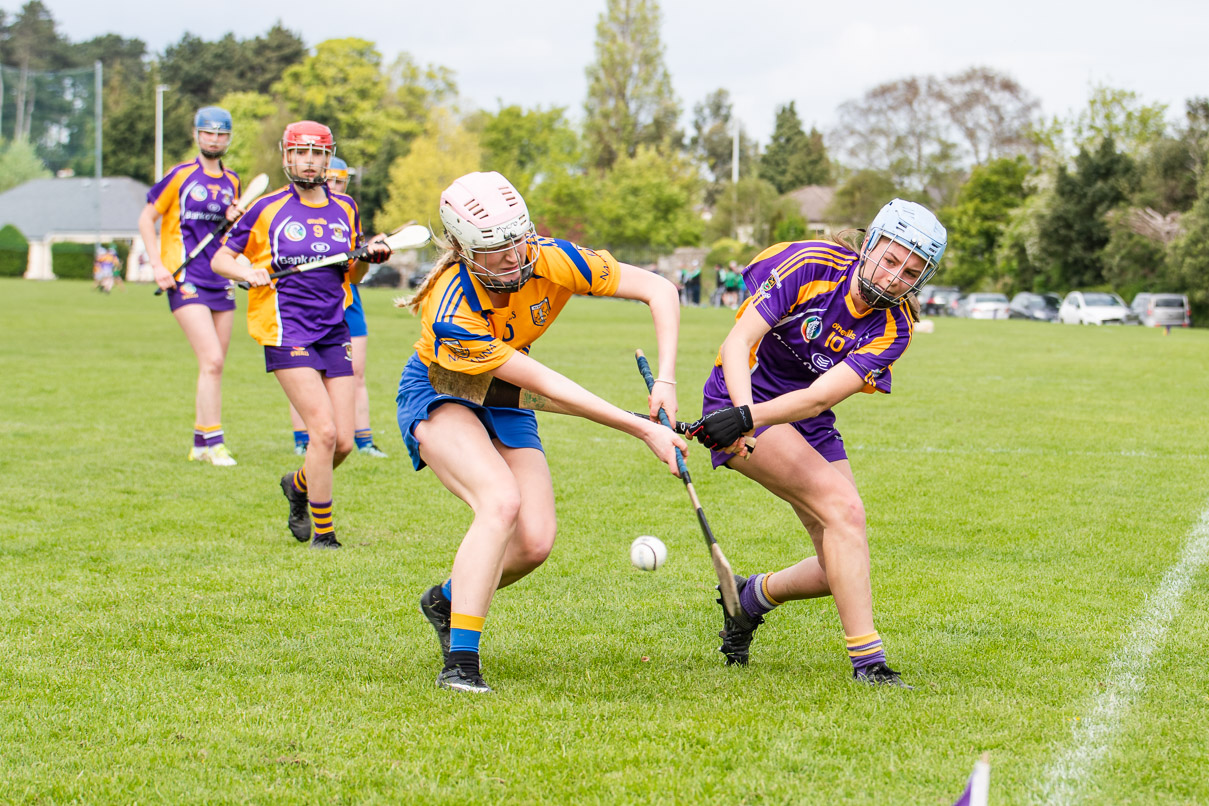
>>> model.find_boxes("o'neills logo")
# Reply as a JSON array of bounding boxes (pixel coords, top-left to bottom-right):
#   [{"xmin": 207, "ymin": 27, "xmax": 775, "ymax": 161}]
[{"xmin": 290, "ymin": 346, "xmax": 310, "ymax": 357}]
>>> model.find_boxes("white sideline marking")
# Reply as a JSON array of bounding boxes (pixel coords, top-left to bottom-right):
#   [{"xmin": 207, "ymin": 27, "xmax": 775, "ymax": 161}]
[
  {"xmin": 1035, "ymin": 506, "xmax": 1209, "ymax": 805},
  {"xmin": 851, "ymin": 444, "xmax": 1209, "ymax": 461}
]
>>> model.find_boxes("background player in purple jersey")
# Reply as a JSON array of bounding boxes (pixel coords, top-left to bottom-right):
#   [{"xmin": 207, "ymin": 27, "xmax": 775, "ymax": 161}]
[
  {"xmin": 137, "ymin": 106, "xmax": 243, "ymax": 465},
  {"xmin": 211, "ymin": 122, "xmax": 391, "ymax": 550},
  {"xmin": 687, "ymin": 199, "xmax": 947, "ymax": 688},
  {"xmin": 288, "ymin": 156, "xmax": 389, "ymax": 459},
  {"xmin": 401, "ymin": 171, "xmax": 686, "ymax": 693}
]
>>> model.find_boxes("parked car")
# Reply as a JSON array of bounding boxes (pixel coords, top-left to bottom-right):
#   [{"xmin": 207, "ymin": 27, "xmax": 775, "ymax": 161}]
[
  {"xmin": 918, "ymin": 285, "xmax": 962, "ymax": 316},
  {"xmin": 1057, "ymin": 291, "xmax": 1136, "ymax": 325},
  {"xmin": 360, "ymin": 263, "xmax": 402, "ymax": 288},
  {"xmin": 954, "ymin": 292, "xmax": 1010, "ymax": 319},
  {"xmin": 1008, "ymin": 292, "xmax": 1061, "ymax": 322},
  {"xmin": 1130, "ymin": 292, "xmax": 1191, "ymax": 328}
]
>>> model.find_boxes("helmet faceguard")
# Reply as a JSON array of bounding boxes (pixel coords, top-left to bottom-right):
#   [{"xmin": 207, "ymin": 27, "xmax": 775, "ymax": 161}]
[
  {"xmin": 855, "ymin": 199, "xmax": 947, "ymax": 310},
  {"xmin": 280, "ymin": 121, "xmax": 336, "ymax": 190},
  {"xmin": 439, "ymin": 171, "xmax": 538, "ymax": 293},
  {"xmin": 194, "ymin": 106, "xmax": 233, "ymax": 159}
]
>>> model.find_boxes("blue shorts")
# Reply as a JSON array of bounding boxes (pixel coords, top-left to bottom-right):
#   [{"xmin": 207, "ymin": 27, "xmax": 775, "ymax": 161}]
[
  {"xmin": 345, "ymin": 285, "xmax": 367, "ymax": 338},
  {"xmin": 168, "ymin": 281, "xmax": 235, "ymax": 313},
  {"xmin": 396, "ymin": 353, "xmax": 543, "ymax": 471},
  {"xmin": 263, "ymin": 321, "xmax": 353, "ymax": 377},
  {"xmin": 701, "ymin": 386, "xmax": 846, "ymax": 468}
]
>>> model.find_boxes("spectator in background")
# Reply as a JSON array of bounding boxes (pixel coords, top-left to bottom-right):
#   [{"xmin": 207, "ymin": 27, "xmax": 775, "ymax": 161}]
[
  {"xmin": 684, "ymin": 261, "xmax": 702, "ymax": 306},
  {"xmin": 107, "ymin": 247, "xmax": 125, "ymax": 291}
]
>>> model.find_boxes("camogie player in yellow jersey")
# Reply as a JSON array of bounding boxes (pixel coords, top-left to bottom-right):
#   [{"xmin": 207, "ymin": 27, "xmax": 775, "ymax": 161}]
[{"xmin": 399, "ymin": 171, "xmax": 686, "ymax": 693}]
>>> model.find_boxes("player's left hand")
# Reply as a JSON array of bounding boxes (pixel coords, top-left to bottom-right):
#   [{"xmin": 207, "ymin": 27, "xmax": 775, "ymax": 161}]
[
  {"xmin": 224, "ymin": 204, "xmax": 241, "ymax": 223},
  {"xmin": 688, "ymin": 405, "xmax": 753, "ymax": 451},
  {"xmin": 364, "ymin": 234, "xmax": 392, "ymax": 264}
]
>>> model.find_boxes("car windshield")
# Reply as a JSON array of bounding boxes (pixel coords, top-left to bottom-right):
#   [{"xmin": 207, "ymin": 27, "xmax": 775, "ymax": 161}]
[
  {"xmin": 973, "ymin": 294, "xmax": 1008, "ymax": 303},
  {"xmin": 1082, "ymin": 292, "xmax": 1121, "ymax": 306},
  {"xmin": 1154, "ymin": 297, "xmax": 1184, "ymax": 308}
]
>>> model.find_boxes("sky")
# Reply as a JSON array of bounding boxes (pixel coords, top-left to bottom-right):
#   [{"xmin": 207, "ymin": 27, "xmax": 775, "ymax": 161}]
[{"xmin": 8, "ymin": 0, "xmax": 1206, "ymax": 144}]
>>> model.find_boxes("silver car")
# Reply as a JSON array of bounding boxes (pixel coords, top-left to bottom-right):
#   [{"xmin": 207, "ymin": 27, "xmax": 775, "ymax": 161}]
[
  {"xmin": 1130, "ymin": 293, "xmax": 1191, "ymax": 328},
  {"xmin": 954, "ymin": 292, "xmax": 1010, "ymax": 319}
]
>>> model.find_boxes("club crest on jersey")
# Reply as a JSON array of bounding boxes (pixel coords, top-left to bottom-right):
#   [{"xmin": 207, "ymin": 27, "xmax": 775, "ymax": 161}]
[
  {"xmin": 189, "ymin": 186, "xmax": 209, "ymax": 202},
  {"xmin": 759, "ymin": 275, "xmax": 778, "ymax": 294},
  {"xmin": 284, "ymin": 222, "xmax": 307, "ymax": 242},
  {"xmin": 530, "ymin": 297, "xmax": 551, "ymax": 326},
  {"xmin": 802, "ymin": 316, "xmax": 823, "ymax": 340},
  {"xmin": 328, "ymin": 222, "xmax": 348, "ymax": 241},
  {"xmin": 441, "ymin": 339, "xmax": 471, "ymax": 361}
]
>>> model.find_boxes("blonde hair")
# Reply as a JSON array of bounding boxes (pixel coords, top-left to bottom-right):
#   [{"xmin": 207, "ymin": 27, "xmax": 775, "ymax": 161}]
[{"xmin": 395, "ymin": 233, "xmax": 461, "ymax": 314}]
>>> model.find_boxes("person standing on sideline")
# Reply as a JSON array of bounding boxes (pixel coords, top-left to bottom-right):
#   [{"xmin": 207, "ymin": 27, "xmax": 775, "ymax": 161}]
[
  {"xmin": 288, "ymin": 156, "xmax": 389, "ymax": 459},
  {"xmin": 687, "ymin": 199, "xmax": 947, "ymax": 688},
  {"xmin": 400, "ymin": 171, "xmax": 686, "ymax": 693},
  {"xmin": 212, "ymin": 121, "xmax": 392, "ymax": 549},
  {"xmin": 138, "ymin": 107, "xmax": 243, "ymax": 465}
]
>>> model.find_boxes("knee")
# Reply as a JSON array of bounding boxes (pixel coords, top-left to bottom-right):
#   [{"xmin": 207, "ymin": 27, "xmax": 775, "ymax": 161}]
[
  {"xmin": 820, "ymin": 493, "xmax": 867, "ymax": 544},
  {"xmin": 334, "ymin": 431, "xmax": 354, "ymax": 459},
  {"xmin": 200, "ymin": 353, "xmax": 224, "ymax": 377},
  {"xmin": 309, "ymin": 422, "xmax": 337, "ymax": 454},
  {"xmin": 513, "ymin": 519, "xmax": 557, "ymax": 570},
  {"xmin": 477, "ymin": 487, "xmax": 523, "ymax": 532}
]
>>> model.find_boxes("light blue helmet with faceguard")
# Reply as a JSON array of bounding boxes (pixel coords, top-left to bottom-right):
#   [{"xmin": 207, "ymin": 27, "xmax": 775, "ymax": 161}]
[
  {"xmin": 857, "ymin": 198, "xmax": 947, "ymax": 309},
  {"xmin": 193, "ymin": 106, "xmax": 232, "ymax": 158}
]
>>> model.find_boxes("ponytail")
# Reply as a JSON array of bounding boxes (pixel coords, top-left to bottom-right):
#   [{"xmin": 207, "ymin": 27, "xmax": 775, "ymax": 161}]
[{"xmin": 395, "ymin": 235, "xmax": 460, "ymax": 314}]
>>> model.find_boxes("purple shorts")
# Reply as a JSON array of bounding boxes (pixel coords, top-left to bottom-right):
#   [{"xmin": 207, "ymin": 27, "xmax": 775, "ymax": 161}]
[
  {"xmin": 701, "ymin": 386, "xmax": 847, "ymax": 469},
  {"xmin": 264, "ymin": 322, "xmax": 353, "ymax": 377},
  {"xmin": 168, "ymin": 281, "xmax": 236, "ymax": 313}
]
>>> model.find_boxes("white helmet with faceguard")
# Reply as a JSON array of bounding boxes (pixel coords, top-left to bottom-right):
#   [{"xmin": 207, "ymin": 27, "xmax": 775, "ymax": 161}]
[
  {"xmin": 439, "ymin": 171, "xmax": 538, "ymax": 293},
  {"xmin": 856, "ymin": 199, "xmax": 947, "ymax": 310}
]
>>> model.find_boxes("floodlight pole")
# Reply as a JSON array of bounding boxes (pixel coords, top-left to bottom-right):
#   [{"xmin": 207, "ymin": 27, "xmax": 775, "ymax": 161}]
[
  {"xmin": 732, "ymin": 117, "xmax": 740, "ymax": 239},
  {"xmin": 95, "ymin": 60, "xmax": 103, "ymax": 253},
  {"xmin": 155, "ymin": 84, "xmax": 169, "ymax": 180}
]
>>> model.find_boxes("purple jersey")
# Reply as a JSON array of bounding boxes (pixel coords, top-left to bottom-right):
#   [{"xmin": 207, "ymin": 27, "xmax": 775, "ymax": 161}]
[
  {"xmin": 223, "ymin": 185, "xmax": 361, "ymax": 347},
  {"xmin": 704, "ymin": 240, "xmax": 915, "ymax": 408},
  {"xmin": 146, "ymin": 159, "xmax": 241, "ymax": 289}
]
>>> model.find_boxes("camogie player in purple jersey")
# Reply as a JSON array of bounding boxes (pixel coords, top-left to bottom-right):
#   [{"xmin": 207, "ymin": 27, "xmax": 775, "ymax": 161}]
[
  {"xmin": 211, "ymin": 121, "xmax": 392, "ymax": 550},
  {"xmin": 137, "ymin": 107, "xmax": 243, "ymax": 465},
  {"xmin": 687, "ymin": 199, "xmax": 947, "ymax": 688}
]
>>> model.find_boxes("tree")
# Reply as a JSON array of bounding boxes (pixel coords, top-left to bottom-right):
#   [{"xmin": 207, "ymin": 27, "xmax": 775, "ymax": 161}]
[
  {"xmin": 160, "ymin": 24, "xmax": 305, "ymax": 115},
  {"xmin": 759, "ymin": 102, "xmax": 830, "ymax": 193},
  {"xmin": 470, "ymin": 104, "xmax": 582, "ymax": 199},
  {"xmin": 1037, "ymin": 137, "xmax": 1135, "ymax": 289},
  {"xmin": 826, "ymin": 170, "xmax": 903, "ymax": 229},
  {"xmin": 377, "ymin": 108, "xmax": 480, "ymax": 232},
  {"xmin": 215, "ymin": 91, "xmax": 286, "ymax": 183},
  {"xmin": 587, "ymin": 145, "xmax": 701, "ymax": 263},
  {"xmin": 689, "ymin": 89, "xmax": 756, "ymax": 202},
  {"xmin": 0, "ymin": 137, "xmax": 50, "ymax": 192},
  {"xmin": 940, "ymin": 156, "xmax": 1031, "ymax": 289},
  {"xmin": 704, "ymin": 177, "xmax": 797, "ymax": 246},
  {"xmin": 583, "ymin": 0, "xmax": 680, "ymax": 172},
  {"xmin": 1166, "ymin": 169, "xmax": 1209, "ymax": 321},
  {"xmin": 935, "ymin": 66, "xmax": 1039, "ymax": 165}
]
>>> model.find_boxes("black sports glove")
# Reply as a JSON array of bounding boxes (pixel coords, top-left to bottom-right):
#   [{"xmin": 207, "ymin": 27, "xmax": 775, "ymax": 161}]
[
  {"xmin": 363, "ymin": 240, "xmax": 393, "ymax": 264},
  {"xmin": 688, "ymin": 405, "xmax": 753, "ymax": 450}
]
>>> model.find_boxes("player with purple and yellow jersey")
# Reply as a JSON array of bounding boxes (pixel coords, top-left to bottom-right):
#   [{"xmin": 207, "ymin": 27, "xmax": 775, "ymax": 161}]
[
  {"xmin": 400, "ymin": 171, "xmax": 686, "ymax": 694},
  {"xmin": 288, "ymin": 156, "xmax": 389, "ymax": 459},
  {"xmin": 212, "ymin": 121, "xmax": 392, "ymax": 551},
  {"xmin": 688, "ymin": 199, "xmax": 947, "ymax": 689},
  {"xmin": 137, "ymin": 106, "xmax": 243, "ymax": 466}
]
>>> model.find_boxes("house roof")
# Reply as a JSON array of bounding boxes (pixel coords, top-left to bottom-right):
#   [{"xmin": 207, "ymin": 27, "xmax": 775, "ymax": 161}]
[
  {"xmin": 0, "ymin": 176, "xmax": 151, "ymax": 240},
  {"xmin": 785, "ymin": 185, "xmax": 835, "ymax": 223}
]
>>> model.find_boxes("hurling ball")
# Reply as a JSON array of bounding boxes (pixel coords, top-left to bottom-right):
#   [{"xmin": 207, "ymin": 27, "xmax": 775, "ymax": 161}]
[{"xmin": 630, "ymin": 535, "xmax": 668, "ymax": 571}]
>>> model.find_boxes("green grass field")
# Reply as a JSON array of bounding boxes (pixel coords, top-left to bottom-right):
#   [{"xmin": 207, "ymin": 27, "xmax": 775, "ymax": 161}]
[{"xmin": 2, "ymin": 279, "xmax": 1208, "ymax": 804}]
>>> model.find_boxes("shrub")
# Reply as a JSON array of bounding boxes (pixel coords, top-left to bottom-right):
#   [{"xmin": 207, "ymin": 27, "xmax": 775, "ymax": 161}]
[{"xmin": 0, "ymin": 224, "xmax": 28, "ymax": 277}]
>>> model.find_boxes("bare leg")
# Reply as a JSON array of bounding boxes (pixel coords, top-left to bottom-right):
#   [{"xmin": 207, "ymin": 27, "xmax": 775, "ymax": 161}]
[{"xmin": 173, "ymin": 305, "xmax": 233, "ymax": 428}]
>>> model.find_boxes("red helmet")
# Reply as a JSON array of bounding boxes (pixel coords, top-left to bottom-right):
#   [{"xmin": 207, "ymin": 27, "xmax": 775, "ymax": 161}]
[{"xmin": 280, "ymin": 121, "xmax": 335, "ymax": 188}]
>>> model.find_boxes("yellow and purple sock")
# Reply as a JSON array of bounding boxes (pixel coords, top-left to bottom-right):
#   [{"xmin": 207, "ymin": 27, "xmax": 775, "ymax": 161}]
[
  {"xmin": 449, "ymin": 612, "xmax": 484, "ymax": 668},
  {"xmin": 292, "ymin": 468, "xmax": 307, "ymax": 494},
  {"xmin": 354, "ymin": 428, "xmax": 374, "ymax": 450},
  {"xmin": 198, "ymin": 423, "xmax": 224, "ymax": 448},
  {"xmin": 193, "ymin": 425, "xmax": 206, "ymax": 449},
  {"xmin": 739, "ymin": 572, "xmax": 782, "ymax": 619},
  {"xmin": 294, "ymin": 430, "xmax": 309, "ymax": 449},
  {"xmin": 309, "ymin": 499, "xmax": 333, "ymax": 537},
  {"xmin": 846, "ymin": 631, "xmax": 886, "ymax": 673}
]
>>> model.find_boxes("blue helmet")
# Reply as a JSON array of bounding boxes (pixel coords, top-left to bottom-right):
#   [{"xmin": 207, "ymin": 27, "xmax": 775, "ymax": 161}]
[
  {"xmin": 194, "ymin": 106, "xmax": 232, "ymax": 133},
  {"xmin": 857, "ymin": 199, "xmax": 947, "ymax": 309},
  {"xmin": 326, "ymin": 156, "xmax": 350, "ymax": 185},
  {"xmin": 194, "ymin": 106, "xmax": 232, "ymax": 158}
]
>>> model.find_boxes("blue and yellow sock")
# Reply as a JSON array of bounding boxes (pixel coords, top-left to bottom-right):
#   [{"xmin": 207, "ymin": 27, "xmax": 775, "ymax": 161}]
[
  {"xmin": 739, "ymin": 572, "xmax": 782, "ymax": 619},
  {"xmin": 846, "ymin": 631, "xmax": 886, "ymax": 673},
  {"xmin": 355, "ymin": 428, "xmax": 374, "ymax": 450},
  {"xmin": 310, "ymin": 499, "xmax": 333, "ymax": 537},
  {"xmin": 449, "ymin": 613, "xmax": 484, "ymax": 671},
  {"xmin": 294, "ymin": 430, "xmax": 309, "ymax": 450},
  {"xmin": 440, "ymin": 579, "xmax": 452, "ymax": 602}
]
